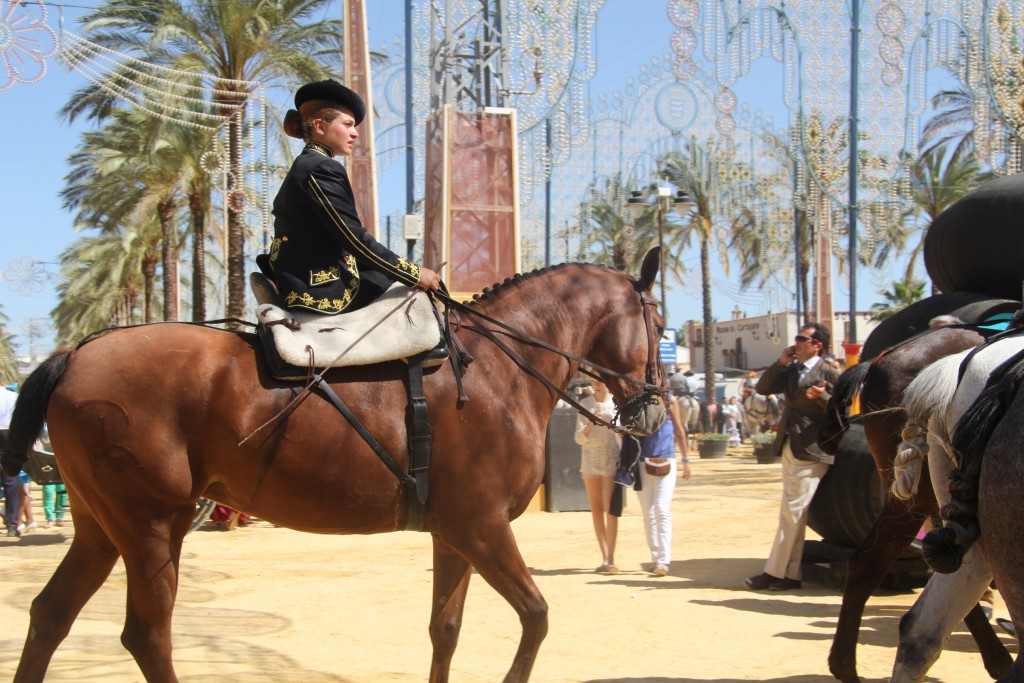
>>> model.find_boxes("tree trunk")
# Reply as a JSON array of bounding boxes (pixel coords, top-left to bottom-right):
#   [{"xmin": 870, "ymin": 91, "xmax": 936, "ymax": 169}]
[
  {"xmin": 142, "ymin": 253, "xmax": 158, "ymax": 324},
  {"xmin": 700, "ymin": 219, "xmax": 715, "ymax": 407},
  {"xmin": 159, "ymin": 195, "xmax": 178, "ymax": 321},
  {"xmin": 189, "ymin": 187, "xmax": 207, "ymax": 321},
  {"xmin": 225, "ymin": 97, "xmax": 248, "ymax": 326}
]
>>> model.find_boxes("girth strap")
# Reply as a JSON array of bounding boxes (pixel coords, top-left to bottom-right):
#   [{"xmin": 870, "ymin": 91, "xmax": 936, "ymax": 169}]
[
  {"xmin": 406, "ymin": 353, "xmax": 432, "ymax": 511},
  {"xmin": 313, "ymin": 379, "xmax": 428, "ymax": 531}
]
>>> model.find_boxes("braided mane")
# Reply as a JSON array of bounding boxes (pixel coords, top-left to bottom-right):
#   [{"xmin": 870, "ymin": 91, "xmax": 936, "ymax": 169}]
[{"xmin": 469, "ymin": 262, "xmax": 620, "ymax": 305}]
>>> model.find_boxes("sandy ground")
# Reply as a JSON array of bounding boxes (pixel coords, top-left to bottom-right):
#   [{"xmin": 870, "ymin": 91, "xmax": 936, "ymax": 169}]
[{"xmin": 0, "ymin": 444, "xmax": 1014, "ymax": 682}]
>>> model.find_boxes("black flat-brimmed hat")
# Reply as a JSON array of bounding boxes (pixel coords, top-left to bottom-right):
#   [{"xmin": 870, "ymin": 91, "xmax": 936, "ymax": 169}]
[{"xmin": 294, "ymin": 79, "xmax": 365, "ymax": 125}]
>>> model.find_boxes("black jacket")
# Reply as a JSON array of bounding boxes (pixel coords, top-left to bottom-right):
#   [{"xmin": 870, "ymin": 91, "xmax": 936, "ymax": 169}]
[
  {"xmin": 756, "ymin": 357, "xmax": 839, "ymax": 463},
  {"xmin": 268, "ymin": 142, "xmax": 421, "ymax": 314}
]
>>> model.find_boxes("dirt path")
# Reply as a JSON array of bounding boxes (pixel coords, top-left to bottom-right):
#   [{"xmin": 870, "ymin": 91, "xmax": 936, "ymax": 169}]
[{"xmin": 0, "ymin": 446, "xmax": 1012, "ymax": 682}]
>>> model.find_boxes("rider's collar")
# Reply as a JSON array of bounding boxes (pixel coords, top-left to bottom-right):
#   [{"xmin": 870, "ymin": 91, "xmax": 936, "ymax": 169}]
[{"xmin": 304, "ymin": 141, "xmax": 334, "ymax": 158}]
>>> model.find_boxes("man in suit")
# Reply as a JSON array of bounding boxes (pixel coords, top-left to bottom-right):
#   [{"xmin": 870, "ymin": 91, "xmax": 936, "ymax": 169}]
[{"xmin": 745, "ymin": 322, "xmax": 840, "ymax": 591}]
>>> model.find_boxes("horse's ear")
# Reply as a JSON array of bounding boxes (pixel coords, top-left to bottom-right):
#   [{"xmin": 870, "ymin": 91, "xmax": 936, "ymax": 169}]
[{"xmin": 639, "ymin": 248, "xmax": 660, "ymax": 293}]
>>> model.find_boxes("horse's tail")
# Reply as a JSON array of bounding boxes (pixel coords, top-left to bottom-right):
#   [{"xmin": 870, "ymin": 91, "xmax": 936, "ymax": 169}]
[
  {"xmin": 818, "ymin": 362, "xmax": 871, "ymax": 455},
  {"xmin": 1, "ymin": 349, "xmax": 73, "ymax": 477},
  {"xmin": 834, "ymin": 361, "xmax": 871, "ymax": 416},
  {"xmin": 891, "ymin": 351, "xmax": 969, "ymax": 502},
  {"xmin": 922, "ymin": 348, "xmax": 1024, "ymax": 574}
]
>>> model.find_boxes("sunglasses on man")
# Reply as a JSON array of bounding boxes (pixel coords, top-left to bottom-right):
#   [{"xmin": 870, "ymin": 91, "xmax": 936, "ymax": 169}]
[{"xmin": 794, "ymin": 335, "xmax": 819, "ymax": 344}]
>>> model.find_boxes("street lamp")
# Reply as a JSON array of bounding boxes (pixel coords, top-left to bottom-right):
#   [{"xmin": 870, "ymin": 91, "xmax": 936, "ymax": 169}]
[{"xmin": 626, "ymin": 187, "xmax": 694, "ymax": 323}]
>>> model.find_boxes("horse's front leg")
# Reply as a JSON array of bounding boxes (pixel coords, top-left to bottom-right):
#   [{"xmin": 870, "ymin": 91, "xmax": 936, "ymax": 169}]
[
  {"xmin": 444, "ymin": 521, "xmax": 548, "ymax": 683},
  {"xmin": 428, "ymin": 535, "xmax": 474, "ymax": 683},
  {"xmin": 891, "ymin": 553, "xmax": 993, "ymax": 683}
]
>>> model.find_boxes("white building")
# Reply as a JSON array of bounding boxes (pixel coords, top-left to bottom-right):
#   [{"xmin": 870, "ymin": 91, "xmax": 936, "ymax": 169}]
[{"xmin": 686, "ymin": 310, "xmax": 880, "ymax": 372}]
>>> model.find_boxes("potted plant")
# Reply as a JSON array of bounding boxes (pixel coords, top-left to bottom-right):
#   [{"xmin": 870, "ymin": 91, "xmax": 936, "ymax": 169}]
[
  {"xmin": 695, "ymin": 432, "xmax": 730, "ymax": 459},
  {"xmin": 750, "ymin": 431, "xmax": 778, "ymax": 463}
]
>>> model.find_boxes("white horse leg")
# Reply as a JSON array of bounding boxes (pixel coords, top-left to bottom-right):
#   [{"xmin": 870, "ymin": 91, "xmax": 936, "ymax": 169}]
[
  {"xmin": 890, "ymin": 554, "xmax": 992, "ymax": 682},
  {"xmin": 891, "ymin": 427, "xmax": 993, "ymax": 683}
]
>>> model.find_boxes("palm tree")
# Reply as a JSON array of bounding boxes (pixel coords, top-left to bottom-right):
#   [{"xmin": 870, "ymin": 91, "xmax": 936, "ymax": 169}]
[
  {"xmin": 0, "ymin": 307, "xmax": 19, "ymax": 385},
  {"xmin": 580, "ymin": 175, "xmax": 633, "ymax": 271},
  {"xmin": 52, "ymin": 230, "xmax": 154, "ymax": 344},
  {"xmin": 582, "ymin": 174, "xmax": 691, "ymax": 280},
  {"xmin": 890, "ymin": 146, "xmax": 982, "ymax": 285},
  {"xmin": 659, "ymin": 137, "xmax": 736, "ymax": 404},
  {"xmin": 62, "ymin": 0, "xmax": 344, "ymax": 322},
  {"xmin": 868, "ymin": 279, "xmax": 926, "ymax": 322},
  {"xmin": 60, "ymin": 108, "xmax": 183, "ymax": 323},
  {"xmin": 919, "ymin": 86, "xmax": 977, "ymax": 159}
]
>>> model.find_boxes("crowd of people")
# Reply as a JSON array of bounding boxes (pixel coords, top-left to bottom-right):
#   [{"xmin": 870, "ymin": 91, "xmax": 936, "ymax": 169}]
[
  {"xmin": 1, "ymin": 385, "xmax": 71, "ymax": 537},
  {"xmin": 571, "ymin": 322, "xmax": 842, "ymax": 591}
]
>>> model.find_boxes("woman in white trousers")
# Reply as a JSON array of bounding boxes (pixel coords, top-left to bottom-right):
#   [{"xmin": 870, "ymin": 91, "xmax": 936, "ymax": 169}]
[{"xmin": 636, "ymin": 394, "xmax": 690, "ymax": 575}]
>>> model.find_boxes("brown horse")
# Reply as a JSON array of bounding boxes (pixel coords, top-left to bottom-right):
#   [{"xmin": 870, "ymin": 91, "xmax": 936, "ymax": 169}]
[
  {"xmin": 1, "ymin": 254, "xmax": 667, "ymax": 683},
  {"xmin": 818, "ymin": 326, "xmax": 1011, "ymax": 682}
]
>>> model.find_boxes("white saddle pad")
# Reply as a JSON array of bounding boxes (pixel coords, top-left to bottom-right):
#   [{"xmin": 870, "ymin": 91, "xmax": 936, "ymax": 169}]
[{"xmin": 256, "ymin": 283, "xmax": 442, "ymax": 368}]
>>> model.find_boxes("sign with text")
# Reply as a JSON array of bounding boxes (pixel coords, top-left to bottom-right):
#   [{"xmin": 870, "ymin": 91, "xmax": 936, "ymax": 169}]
[{"xmin": 659, "ymin": 328, "xmax": 677, "ymax": 366}]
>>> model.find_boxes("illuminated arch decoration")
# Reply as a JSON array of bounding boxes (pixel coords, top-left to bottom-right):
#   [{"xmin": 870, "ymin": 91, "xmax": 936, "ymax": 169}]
[{"xmin": 0, "ymin": 0, "xmax": 58, "ymax": 92}]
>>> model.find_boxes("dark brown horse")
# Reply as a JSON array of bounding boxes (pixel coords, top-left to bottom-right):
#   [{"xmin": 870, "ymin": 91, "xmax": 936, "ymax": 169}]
[
  {"xmin": 1, "ymin": 254, "xmax": 667, "ymax": 683},
  {"xmin": 818, "ymin": 325, "xmax": 1011, "ymax": 682}
]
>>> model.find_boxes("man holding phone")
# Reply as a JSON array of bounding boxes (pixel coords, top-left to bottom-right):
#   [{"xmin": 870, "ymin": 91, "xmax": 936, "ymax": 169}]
[{"xmin": 745, "ymin": 322, "xmax": 840, "ymax": 591}]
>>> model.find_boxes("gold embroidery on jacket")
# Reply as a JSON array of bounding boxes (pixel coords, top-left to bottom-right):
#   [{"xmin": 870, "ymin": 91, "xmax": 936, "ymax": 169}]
[
  {"xmin": 283, "ymin": 256, "xmax": 359, "ymax": 314},
  {"xmin": 269, "ymin": 236, "xmax": 287, "ymax": 263},
  {"xmin": 309, "ymin": 266, "xmax": 340, "ymax": 286},
  {"xmin": 396, "ymin": 256, "xmax": 421, "ymax": 278}
]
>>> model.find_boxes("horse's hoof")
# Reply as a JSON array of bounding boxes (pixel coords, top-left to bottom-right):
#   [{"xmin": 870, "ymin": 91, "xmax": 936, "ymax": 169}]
[{"xmin": 827, "ymin": 658, "xmax": 859, "ymax": 683}]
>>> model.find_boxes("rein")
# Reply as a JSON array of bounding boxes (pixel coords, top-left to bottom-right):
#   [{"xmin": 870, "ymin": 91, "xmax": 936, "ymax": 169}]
[{"xmin": 434, "ymin": 285, "xmax": 665, "ymax": 434}]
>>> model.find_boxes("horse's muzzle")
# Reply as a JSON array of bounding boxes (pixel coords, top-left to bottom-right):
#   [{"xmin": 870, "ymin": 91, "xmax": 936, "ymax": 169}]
[{"xmin": 623, "ymin": 395, "xmax": 667, "ymax": 436}]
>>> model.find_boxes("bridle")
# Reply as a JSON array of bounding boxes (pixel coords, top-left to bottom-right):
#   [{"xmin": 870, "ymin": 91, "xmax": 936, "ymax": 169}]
[{"xmin": 434, "ymin": 280, "xmax": 666, "ymax": 435}]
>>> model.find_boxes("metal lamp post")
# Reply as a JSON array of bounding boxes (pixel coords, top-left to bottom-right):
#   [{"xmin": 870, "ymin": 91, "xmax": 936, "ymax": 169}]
[{"xmin": 626, "ymin": 187, "xmax": 694, "ymax": 324}]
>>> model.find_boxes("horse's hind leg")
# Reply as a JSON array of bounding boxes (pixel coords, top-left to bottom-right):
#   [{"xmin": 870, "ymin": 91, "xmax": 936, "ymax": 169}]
[
  {"xmin": 14, "ymin": 507, "xmax": 121, "ymax": 683},
  {"xmin": 428, "ymin": 535, "xmax": 474, "ymax": 683},
  {"xmin": 829, "ymin": 495, "xmax": 926, "ymax": 683},
  {"xmin": 115, "ymin": 506, "xmax": 194, "ymax": 682},
  {"xmin": 445, "ymin": 522, "xmax": 548, "ymax": 683}
]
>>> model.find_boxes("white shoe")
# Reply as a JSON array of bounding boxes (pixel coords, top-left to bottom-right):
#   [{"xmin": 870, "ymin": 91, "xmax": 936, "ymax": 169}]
[
  {"xmin": 24, "ymin": 522, "xmax": 37, "ymax": 532},
  {"xmin": 16, "ymin": 523, "xmax": 25, "ymax": 533}
]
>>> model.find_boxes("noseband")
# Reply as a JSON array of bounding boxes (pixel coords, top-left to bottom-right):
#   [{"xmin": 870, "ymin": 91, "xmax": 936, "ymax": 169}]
[{"xmin": 599, "ymin": 287, "xmax": 664, "ymax": 432}]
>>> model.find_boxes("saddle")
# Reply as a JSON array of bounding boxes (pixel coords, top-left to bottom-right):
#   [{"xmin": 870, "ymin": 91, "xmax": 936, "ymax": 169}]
[
  {"xmin": 249, "ymin": 272, "xmax": 461, "ymax": 532},
  {"xmin": 250, "ymin": 272, "xmax": 446, "ymax": 381}
]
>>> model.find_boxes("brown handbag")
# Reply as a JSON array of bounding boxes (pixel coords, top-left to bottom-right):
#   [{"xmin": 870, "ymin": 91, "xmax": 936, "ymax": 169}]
[{"xmin": 644, "ymin": 457, "xmax": 672, "ymax": 477}]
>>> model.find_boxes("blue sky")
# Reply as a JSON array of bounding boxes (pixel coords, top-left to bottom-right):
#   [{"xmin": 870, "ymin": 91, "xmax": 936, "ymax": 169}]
[{"xmin": 1, "ymin": 0, "xmax": 918, "ymax": 358}]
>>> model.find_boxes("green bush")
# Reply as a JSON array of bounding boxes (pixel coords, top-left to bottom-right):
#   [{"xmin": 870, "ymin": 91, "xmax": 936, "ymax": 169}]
[{"xmin": 750, "ymin": 431, "xmax": 777, "ymax": 445}]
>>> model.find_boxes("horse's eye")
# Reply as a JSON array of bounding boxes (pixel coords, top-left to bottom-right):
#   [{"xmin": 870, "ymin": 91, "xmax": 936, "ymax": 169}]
[{"xmin": 656, "ymin": 325, "xmax": 666, "ymax": 336}]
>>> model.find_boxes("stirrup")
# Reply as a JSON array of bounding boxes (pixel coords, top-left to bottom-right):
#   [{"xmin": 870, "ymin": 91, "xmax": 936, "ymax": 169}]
[{"xmin": 421, "ymin": 338, "xmax": 449, "ymax": 368}]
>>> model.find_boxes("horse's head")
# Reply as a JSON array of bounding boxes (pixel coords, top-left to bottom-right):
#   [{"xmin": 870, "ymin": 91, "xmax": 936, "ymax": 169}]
[{"xmin": 588, "ymin": 248, "xmax": 667, "ymax": 436}]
